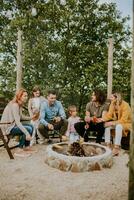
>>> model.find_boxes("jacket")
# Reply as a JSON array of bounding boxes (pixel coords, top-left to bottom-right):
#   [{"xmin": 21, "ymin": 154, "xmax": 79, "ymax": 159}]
[{"xmin": 103, "ymin": 100, "xmax": 132, "ymax": 136}]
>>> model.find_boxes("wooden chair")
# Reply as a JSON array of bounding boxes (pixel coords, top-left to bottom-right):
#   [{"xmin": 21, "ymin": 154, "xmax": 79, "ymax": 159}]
[
  {"xmin": 0, "ymin": 97, "xmax": 15, "ymax": 159},
  {"xmin": 0, "ymin": 124, "xmax": 14, "ymax": 159},
  {"xmin": 0, "ymin": 98, "xmax": 30, "ymax": 159}
]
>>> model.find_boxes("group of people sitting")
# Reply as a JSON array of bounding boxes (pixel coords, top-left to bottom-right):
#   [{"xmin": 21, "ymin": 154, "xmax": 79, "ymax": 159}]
[{"xmin": 0, "ymin": 86, "xmax": 132, "ymax": 157}]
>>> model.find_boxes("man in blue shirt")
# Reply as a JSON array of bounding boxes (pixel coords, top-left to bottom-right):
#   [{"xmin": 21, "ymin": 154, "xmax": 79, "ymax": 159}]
[{"xmin": 38, "ymin": 89, "xmax": 68, "ymax": 142}]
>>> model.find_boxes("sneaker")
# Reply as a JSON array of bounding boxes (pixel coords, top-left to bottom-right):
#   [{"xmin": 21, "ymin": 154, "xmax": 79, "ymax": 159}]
[
  {"xmin": 112, "ymin": 147, "xmax": 120, "ymax": 156},
  {"xmin": 23, "ymin": 147, "xmax": 38, "ymax": 153}
]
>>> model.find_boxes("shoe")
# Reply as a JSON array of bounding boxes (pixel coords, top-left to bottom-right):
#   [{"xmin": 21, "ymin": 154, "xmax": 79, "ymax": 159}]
[
  {"xmin": 23, "ymin": 147, "xmax": 38, "ymax": 153},
  {"xmin": 14, "ymin": 152, "xmax": 31, "ymax": 158},
  {"xmin": 105, "ymin": 143, "xmax": 112, "ymax": 149},
  {"xmin": 112, "ymin": 146, "xmax": 120, "ymax": 156}
]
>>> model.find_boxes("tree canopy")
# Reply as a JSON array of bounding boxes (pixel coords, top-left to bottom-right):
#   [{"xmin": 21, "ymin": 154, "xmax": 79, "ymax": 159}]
[{"xmin": 0, "ymin": 0, "xmax": 131, "ymax": 114}]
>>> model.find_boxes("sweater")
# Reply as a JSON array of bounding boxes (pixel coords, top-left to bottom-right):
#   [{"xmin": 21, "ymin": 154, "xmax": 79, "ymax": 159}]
[
  {"xmin": 28, "ymin": 96, "xmax": 46, "ymax": 118},
  {"xmin": 0, "ymin": 102, "xmax": 31, "ymax": 136},
  {"xmin": 103, "ymin": 100, "xmax": 132, "ymax": 136}
]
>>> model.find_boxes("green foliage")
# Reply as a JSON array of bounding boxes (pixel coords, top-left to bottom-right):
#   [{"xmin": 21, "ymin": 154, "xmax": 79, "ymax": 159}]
[{"xmin": 0, "ymin": 0, "xmax": 131, "ymax": 114}]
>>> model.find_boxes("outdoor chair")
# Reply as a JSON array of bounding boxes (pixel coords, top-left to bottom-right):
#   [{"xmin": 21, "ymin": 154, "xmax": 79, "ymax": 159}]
[
  {"xmin": 121, "ymin": 132, "xmax": 130, "ymax": 150},
  {"xmin": 48, "ymin": 130, "xmax": 62, "ymax": 142},
  {"xmin": 111, "ymin": 130, "xmax": 130, "ymax": 150},
  {"xmin": 0, "ymin": 97, "xmax": 18, "ymax": 159},
  {"xmin": 0, "ymin": 123, "xmax": 15, "ymax": 159}
]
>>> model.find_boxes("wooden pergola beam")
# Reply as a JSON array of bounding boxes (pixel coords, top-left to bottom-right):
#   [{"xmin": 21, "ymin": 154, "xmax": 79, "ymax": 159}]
[
  {"xmin": 129, "ymin": 0, "xmax": 134, "ymax": 199},
  {"xmin": 107, "ymin": 38, "xmax": 113, "ymax": 99}
]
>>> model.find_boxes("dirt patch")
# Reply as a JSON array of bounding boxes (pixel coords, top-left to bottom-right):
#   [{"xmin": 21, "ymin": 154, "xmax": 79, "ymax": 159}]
[{"xmin": 0, "ymin": 144, "xmax": 129, "ymax": 200}]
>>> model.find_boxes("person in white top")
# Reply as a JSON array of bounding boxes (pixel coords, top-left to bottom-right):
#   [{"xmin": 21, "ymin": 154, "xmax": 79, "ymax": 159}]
[
  {"xmin": 66, "ymin": 105, "xmax": 80, "ymax": 143},
  {"xmin": 28, "ymin": 86, "xmax": 46, "ymax": 145}
]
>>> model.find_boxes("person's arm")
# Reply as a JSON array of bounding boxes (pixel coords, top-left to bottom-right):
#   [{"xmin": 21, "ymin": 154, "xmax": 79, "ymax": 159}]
[
  {"xmin": 11, "ymin": 103, "xmax": 31, "ymax": 136},
  {"xmin": 66, "ymin": 118, "xmax": 71, "ymax": 136},
  {"xmin": 57, "ymin": 102, "xmax": 66, "ymax": 119},
  {"xmin": 84, "ymin": 111, "xmax": 91, "ymax": 122},
  {"xmin": 114, "ymin": 103, "xmax": 131, "ymax": 125},
  {"xmin": 97, "ymin": 110, "xmax": 108, "ymax": 123},
  {"xmin": 102, "ymin": 103, "xmax": 113, "ymax": 122},
  {"xmin": 20, "ymin": 108, "xmax": 31, "ymax": 121},
  {"xmin": 28, "ymin": 98, "xmax": 33, "ymax": 118},
  {"xmin": 39, "ymin": 102, "xmax": 49, "ymax": 126},
  {"xmin": 40, "ymin": 96, "xmax": 47, "ymax": 103},
  {"xmin": 85, "ymin": 102, "xmax": 92, "ymax": 122}
]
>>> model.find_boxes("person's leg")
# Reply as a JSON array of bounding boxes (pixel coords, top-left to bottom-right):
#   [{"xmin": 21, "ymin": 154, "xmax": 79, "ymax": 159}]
[
  {"xmin": 74, "ymin": 122, "xmax": 88, "ymax": 141},
  {"xmin": 104, "ymin": 127, "xmax": 111, "ymax": 147},
  {"xmin": 50, "ymin": 119, "xmax": 68, "ymax": 141},
  {"xmin": 23, "ymin": 124, "xmax": 34, "ymax": 147},
  {"xmin": 36, "ymin": 129, "xmax": 46, "ymax": 144},
  {"xmin": 112, "ymin": 124, "xmax": 123, "ymax": 156},
  {"xmin": 74, "ymin": 133, "xmax": 80, "ymax": 141},
  {"xmin": 10, "ymin": 124, "xmax": 33, "ymax": 148},
  {"xmin": 114, "ymin": 124, "xmax": 123, "ymax": 146},
  {"xmin": 30, "ymin": 121, "xmax": 37, "ymax": 146},
  {"xmin": 10, "ymin": 126, "xmax": 25, "ymax": 148},
  {"xmin": 69, "ymin": 133, "xmax": 75, "ymax": 144},
  {"xmin": 93, "ymin": 122, "xmax": 105, "ymax": 143},
  {"xmin": 38, "ymin": 124, "xmax": 49, "ymax": 139},
  {"xmin": 58, "ymin": 119, "xmax": 68, "ymax": 136},
  {"xmin": 84, "ymin": 122, "xmax": 104, "ymax": 143}
]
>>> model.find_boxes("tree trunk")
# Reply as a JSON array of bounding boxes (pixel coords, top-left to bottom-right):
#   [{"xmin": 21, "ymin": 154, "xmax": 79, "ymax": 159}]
[
  {"xmin": 107, "ymin": 38, "xmax": 113, "ymax": 99},
  {"xmin": 16, "ymin": 30, "xmax": 23, "ymax": 91},
  {"xmin": 129, "ymin": 0, "xmax": 134, "ymax": 199}
]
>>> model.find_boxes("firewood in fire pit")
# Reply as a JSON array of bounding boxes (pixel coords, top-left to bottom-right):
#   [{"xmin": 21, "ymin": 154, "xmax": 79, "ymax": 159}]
[
  {"xmin": 68, "ymin": 142, "xmax": 86, "ymax": 157},
  {"xmin": 52, "ymin": 144, "xmax": 63, "ymax": 153}
]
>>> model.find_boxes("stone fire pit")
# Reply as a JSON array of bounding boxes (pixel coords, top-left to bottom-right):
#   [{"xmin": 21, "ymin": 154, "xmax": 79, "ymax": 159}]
[{"xmin": 45, "ymin": 142, "xmax": 113, "ymax": 172}]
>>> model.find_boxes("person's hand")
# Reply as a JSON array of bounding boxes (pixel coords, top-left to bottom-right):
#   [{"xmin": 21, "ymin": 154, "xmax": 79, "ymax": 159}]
[
  {"xmin": 53, "ymin": 117, "xmax": 61, "ymax": 123},
  {"xmin": 26, "ymin": 134, "xmax": 32, "ymax": 141},
  {"xmin": 85, "ymin": 123, "xmax": 89, "ymax": 129},
  {"xmin": 92, "ymin": 116, "xmax": 98, "ymax": 123},
  {"xmin": 96, "ymin": 118, "xmax": 104, "ymax": 123},
  {"xmin": 85, "ymin": 116, "xmax": 90, "ymax": 123},
  {"xmin": 48, "ymin": 123, "xmax": 54, "ymax": 130},
  {"xmin": 32, "ymin": 112, "xmax": 39, "ymax": 121},
  {"xmin": 104, "ymin": 121, "xmax": 114, "ymax": 127}
]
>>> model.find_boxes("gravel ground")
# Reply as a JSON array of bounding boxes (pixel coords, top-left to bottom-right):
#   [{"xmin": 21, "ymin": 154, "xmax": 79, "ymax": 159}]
[{"xmin": 0, "ymin": 143, "xmax": 129, "ymax": 200}]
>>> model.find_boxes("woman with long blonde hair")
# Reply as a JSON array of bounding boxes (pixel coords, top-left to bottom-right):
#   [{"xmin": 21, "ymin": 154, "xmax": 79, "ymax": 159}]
[{"xmin": 103, "ymin": 92, "xmax": 131, "ymax": 156}]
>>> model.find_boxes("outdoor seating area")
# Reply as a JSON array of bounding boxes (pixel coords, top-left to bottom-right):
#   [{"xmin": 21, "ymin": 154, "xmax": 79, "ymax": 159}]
[{"xmin": 0, "ymin": 0, "xmax": 134, "ymax": 199}]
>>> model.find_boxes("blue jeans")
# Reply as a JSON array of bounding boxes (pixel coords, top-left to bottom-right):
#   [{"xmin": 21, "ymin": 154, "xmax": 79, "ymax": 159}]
[{"xmin": 10, "ymin": 124, "xmax": 33, "ymax": 148}]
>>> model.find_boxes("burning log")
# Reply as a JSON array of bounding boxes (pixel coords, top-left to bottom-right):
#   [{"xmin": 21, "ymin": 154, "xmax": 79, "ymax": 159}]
[{"xmin": 68, "ymin": 142, "xmax": 86, "ymax": 157}]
